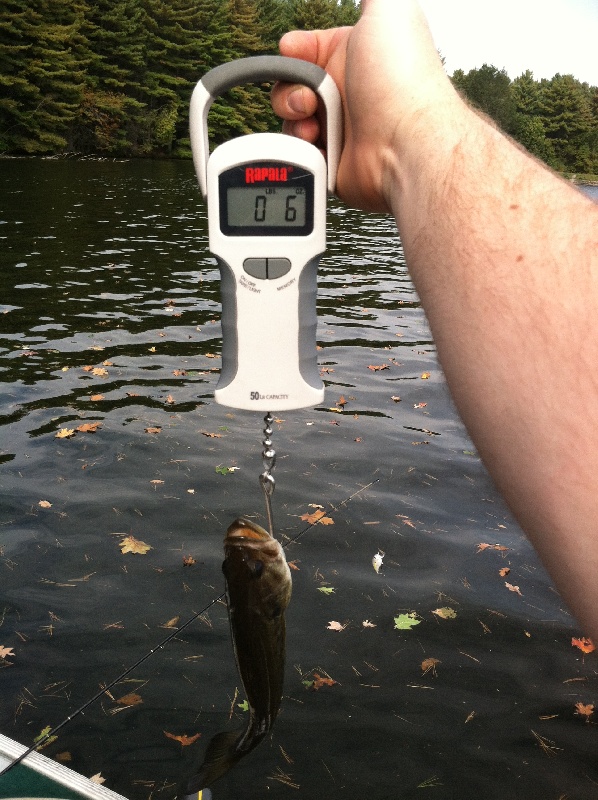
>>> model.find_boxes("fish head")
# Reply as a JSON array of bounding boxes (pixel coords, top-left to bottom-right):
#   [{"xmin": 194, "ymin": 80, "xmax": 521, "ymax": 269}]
[{"xmin": 223, "ymin": 518, "xmax": 292, "ymax": 617}]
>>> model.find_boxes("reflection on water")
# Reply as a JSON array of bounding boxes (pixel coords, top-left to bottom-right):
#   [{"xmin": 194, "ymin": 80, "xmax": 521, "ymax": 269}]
[{"xmin": 0, "ymin": 160, "xmax": 596, "ymax": 800}]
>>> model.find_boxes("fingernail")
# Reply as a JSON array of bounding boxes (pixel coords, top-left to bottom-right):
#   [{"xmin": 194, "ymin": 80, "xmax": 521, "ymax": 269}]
[{"xmin": 288, "ymin": 88, "xmax": 306, "ymax": 114}]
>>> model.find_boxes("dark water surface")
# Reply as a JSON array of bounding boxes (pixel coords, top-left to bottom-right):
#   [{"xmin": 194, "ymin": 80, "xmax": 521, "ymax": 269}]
[{"xmin": 0, "ymin": 159, "xmax": 596, "ymax": 800}]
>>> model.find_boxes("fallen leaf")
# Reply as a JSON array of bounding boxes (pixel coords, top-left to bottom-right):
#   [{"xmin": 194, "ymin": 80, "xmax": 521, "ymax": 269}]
[
  {"xmin": 372, "ymin": 551, "xmax": 384, "ymax": 573},
  {"xmin": 312, "ymin": 673, "xmax": 338, "ymax": 689},
  {"xmin": 144, "ymin": 427, "xmax": 161, "ymax": 434},
  {"xmin": 476, "ymin": 543, "xmax": 509, "ymax": 553},
  {"xmin": 337, "ymin": 395, "xmax": 347, "ymax": 407},
  {"xmin": 288, "ymin": 560, "xmax": 300, "ymax": 571},
  {"xmin": 394, "ymin": 612, "xmax": 421, "ymax": 631},
  {"xmin": 413, "ymin": 402, "xmax": 427, "ymax": 409},
  {"xmin": 55, "ymin": 751, "xmax": 72, "ymax": 762},
  {"xmin": 165, "ymin": 394, "xmax": 175, "ymax": 404},
  {"xmin": 150, "ymin": 479, "xmax": 164, "ymax": 486},
  {"xmin": 499, "ymin": 567, "xmax": 511, "ymax": 577},
  {"xmin": 0, "ymin": 646, "xmax": 15, "ymax": 658},
  {"xmin": 164, "ymin": 731, "xmax": 201, "ymax": 746},
  {"xmin": 161, "ymin": 616, "xmax": 180, "ymax": 629},
  {"xmin": 102, "ymin": 360, "xmax": 113, "ymax": 367},
  {"xmin": 116, "ymin": 693, "xmax": 143, "ymax": 706},
  {"xmin": 77, "ymin": 422, "xmax": 102, "ymax": 433},
  {"xmin": 237, "ymin": 700, "xmax": 249, "ymax": 712},
  {"xmin": 55, "ymin": 428, "xmax": 76, "ymax": 439},
  {"xmin": 89, "ymin": 774, "xmax": 106, "ymax": 785},
  {"xmin": 91, "ymin": 367, "xmax": 108, "ymax": 377},
  {"xmin": 119, "ymin": 535, "xmax": 152, "ymax": 555},
  {"xmin": 505, "ymin": 582, "xmax": 523, "ymax": 596},
  {"xmin": 90, "ymin": 394, "xmax": 105, "ymax": 401},
  {"xmin": 38, "ymin": 500, "xmax": 52, "ymax": 509},
  {"xmin": 432, "ymin": 607, "xmax": 457, "ymax": 620},
  {"xmin": 317, "ymin": 587, "xmax": 335, "ymax": 595},
  {"xmin": 183, "ymin": 555, "xmax": 196, "ymax": 566},
  {"xmin": 148, "ymin": 346, "xmax": 156, "ymax": 353},
  {"xmin": 367, "ymin": 364, "xmax": 390, "ymax": 371},
  {"xmin": 300, "ymin": 509, "xmax": 334, "ymax": 525},
  {"xmin": 421, "ymin": 371, "xmax": 431, "ymax": 379},
  {"xmin": 391, "ymin": 395, "xmax": 402, "ymax": 402},
  {"xmin": 421, "ymin": 657, "xmax": 441, "ymax": 676},
  {"xmin": 327, "ymin": 620, "xmax": 347, "ymax": 631},
  {"xmin": 572, "ymin": 637, "xmax": 595, "ymax": 654},
  {"xmin": 362, "ymin": 620, "xmax": 377, "ymax": 628},
  {"xmin": 173, "ymin": 369, "xmax": 187, "ymax": 376},
  {"xmin": 34, "ymin": 726, "xmax": 58, "ymax": 749},
  {"xmin": 574, "ymin": 702, "xmax": 594, "ymax": 720},
  {"xmin": 201, "ymin": 431, "xmax": 223, "ymax": 438}
]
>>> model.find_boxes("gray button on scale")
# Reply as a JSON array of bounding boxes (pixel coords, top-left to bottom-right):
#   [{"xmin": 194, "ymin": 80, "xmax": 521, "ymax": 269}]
[{"xmin": 243, "ymin": 258, "xmax": 291, "ymax": 280}]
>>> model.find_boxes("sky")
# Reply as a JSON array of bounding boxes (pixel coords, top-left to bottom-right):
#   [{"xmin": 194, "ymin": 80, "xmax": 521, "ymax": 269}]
[{"xmin": 418, "ymin": 0, "xmax": 598, "ymax": 86}]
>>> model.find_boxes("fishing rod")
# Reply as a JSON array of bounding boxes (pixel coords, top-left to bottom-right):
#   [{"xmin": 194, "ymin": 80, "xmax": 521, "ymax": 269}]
[{"xmin": 0, "ymin": 476, "xmax": 379, "ymax": 781}]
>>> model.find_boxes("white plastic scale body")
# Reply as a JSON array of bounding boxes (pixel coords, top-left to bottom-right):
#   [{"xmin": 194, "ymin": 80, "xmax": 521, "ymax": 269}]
[{"xmin": 189, "ymin": 57, "xmax": 342, "ymax": 411}]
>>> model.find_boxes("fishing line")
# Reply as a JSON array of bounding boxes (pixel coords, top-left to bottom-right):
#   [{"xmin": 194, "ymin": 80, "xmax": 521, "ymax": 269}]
[{"xmin": 0, "ymin": 478, "xmax": 379, "ymax": 779}]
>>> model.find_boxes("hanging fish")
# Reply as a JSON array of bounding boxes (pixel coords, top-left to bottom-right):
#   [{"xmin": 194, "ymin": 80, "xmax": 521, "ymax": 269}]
[{"xmin": 183, "ymin": 518, "xmax": 292, "ymax": 796}]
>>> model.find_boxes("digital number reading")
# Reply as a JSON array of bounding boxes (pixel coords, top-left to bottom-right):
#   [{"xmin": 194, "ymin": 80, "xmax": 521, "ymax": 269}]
[{"xmin": 227, "ymin": 186, "xmax": 306, "ymax": 228}]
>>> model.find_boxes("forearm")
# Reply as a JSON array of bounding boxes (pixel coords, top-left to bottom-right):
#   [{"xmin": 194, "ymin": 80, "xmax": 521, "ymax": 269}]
[{"xmin": 388, "ymin": 97, "xmax": 598, "ymax": 637}]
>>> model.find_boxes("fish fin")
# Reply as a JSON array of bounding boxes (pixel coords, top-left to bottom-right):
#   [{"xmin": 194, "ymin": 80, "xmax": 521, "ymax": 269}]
[{"xmin": 186, "ymin": 729, "xmax": 243, "ymax": 790}]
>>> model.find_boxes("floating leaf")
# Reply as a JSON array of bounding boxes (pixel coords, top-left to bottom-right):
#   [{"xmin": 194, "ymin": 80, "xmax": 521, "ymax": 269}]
[
  {"xmin": 164, "ymin": 731, "xmax": 201, "ymax": 746},
  {"xmin": 165, "ymin": 394, "xmax": 175, "ymax": 404},
  {"xmin": 38, "ymin": 500, "xmax": 52, "ymax": 509},
  {"xmin": 215, "ymin": 465, "xmax": 232, "ymax": 475},
  {"xmin": 362, "ymin": 620, "xmax": 376, "ymax": 628},
  {"xmin": 421, "ymin": 657, "xmax": 441, "ymax": 676},
  {"xmin": 574, "ymin": 702, "xmax": 594, "ymax": 720},
  {"xmin": 317, "ymin": 587, "xmax": 335, "ymax": 595},
  {"xmin": 432, "ymin": 607, "xmax": 457, "ymax": 620},
  {"xmin": 394, "ymin": 612, "xmax": 421, "ymax": 630},
  {"xmin": 505, "ymin": 582, "xmax": 523, "ymax": 596},
  {"xmin": 237, "ymin": 700, "xmax": 249, "ymax": 712},
  {"xmin": 372, "ymin": 551, "xmax": 384, "ymax": 573},
  {"xmin": 413, "ymin": 402, "xmax": 427, "ymax": 409},
  {"xmin": 161, "ymin": 616, "xmax": 179, "ymax": 629},
  {"xmin": 367, "ymin": 364, "xmax": 389, "ymax": 371},
  {"xmin": 91, "ymin": 367, "xmax": 108, "ymax": 377},
  {"xmin": 34, "ymin": 726, "xmax": 58, "ymax": 750},
  {"xmin": 0, "ymin": 646, "xmax": 14, "ymax": 659},
  {"xmin": 572, "ymin": 637, "xmax": 595, "ymax": 654},
  {"xmin": 144, "ymin": 427, "xmax": 161, "ymax": 434},
  {"xmin": 183, "ymin": 555, "xmax": 196, "ymax": 566},
  {"xmin": 312, "ymin": 673, "xmax": 338, "ymax": 689},
  {"xmin": 90, "ymin": 774, "xmax": 106, "ymax": 785},
  {"xmin": 77, "ymin": 422, "xmax": 102, "ymax": 433},
  {"xmin": 327, "ymin": 620, "xmax": 347, "ymax": 631},
  {"xmin": 300, "ymin": 509, "xmax": 334, "ymax": 525},
  {"xmin": 391, "ymin": 395, "xmax": 402, "ymax": 402},
  {"xmin": 201, "ymin": 431, "xmax": 223, "ymax": 438},
  {"xmin": 119, "ymin": 535, "xmax": 152, "ymax": 555},
  {"xmin": 56, "ymin": 751, "xmax": 72, "ymax": 762},
  {"xmin": 90, "ymin": 394, "xmax": 105, "ymax": 401},
  {"xmin": 55, "ymin": 428, "xmax": 75, "ymax": 439},
  {"xmin": 116, "ymin": 693, "xmax": 143, "ymax": 707},
  {"xmin": 477, "ymin": 543, "xmax": 509, "ymax": 553},
  {"xmin": 421, "ymin": 371, "xmax": 431, "ymax": 379},
  {"xmin": 499, "ymin": 567, "xmax": 511, "ymax": 577}
]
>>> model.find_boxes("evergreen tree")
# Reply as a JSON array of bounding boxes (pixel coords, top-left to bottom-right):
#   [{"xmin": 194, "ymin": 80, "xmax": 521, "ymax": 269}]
[
  {"xmin": 539, "ymin": 74, "xmax": 594, "ymax": 172},
  {"xmin": 291, "ymin": 0, "xmax": 339, "ymax": 30},
  {"xmin": 0, "ymin": 0, "xmax": 86, "ymax": 153},
  {"xmin": 455, "ymin": 64, "xmax": 518, "ymax": 135}
]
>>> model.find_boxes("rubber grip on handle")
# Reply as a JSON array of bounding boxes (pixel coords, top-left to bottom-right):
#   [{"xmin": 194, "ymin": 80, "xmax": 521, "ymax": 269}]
[{"xmin": 190, "ymin": 56, "xmax": 342, "ymax": 197}]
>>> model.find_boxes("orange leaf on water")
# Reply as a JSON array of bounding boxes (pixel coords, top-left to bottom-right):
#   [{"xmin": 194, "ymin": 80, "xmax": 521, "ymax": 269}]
[
  {"xmin": 572, "ymin": 637, "xmax": 595, "ymax": 654},
  {"xmin": 164, "ymin": 731, "xmax": 201, "ymax": 746},
  {"xmin": 367, "ymin": 364, "xmax": 390, "ymax": 371},
  {"xmin": 574, "ymin": 702, "xmax": 594, "ymax": 719},
  {"xmin": 116, "ymin": 693, "xmax": 143, "ymax": 706},
  {"xmin": 300, "ymin": 509, "xmax": 334, "ymax": 526},
  {"xmin": 312, "ymin": 673, "xmax": 338, "ymax": 690},
  {"xmin": 119, "ymin": 535, "xmax": 152, "ymax": 555}
]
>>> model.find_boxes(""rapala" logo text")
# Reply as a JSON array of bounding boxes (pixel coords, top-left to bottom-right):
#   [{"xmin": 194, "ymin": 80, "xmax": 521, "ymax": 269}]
[{"xmin": 245, "ymin": 166, "xmax": 289, "ymax": 183}]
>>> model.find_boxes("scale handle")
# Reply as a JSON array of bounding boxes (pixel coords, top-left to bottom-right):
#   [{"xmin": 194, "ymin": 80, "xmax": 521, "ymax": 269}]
[{"xmin": 189, "ymin": 56, "xmax": 342, "ymax": 198}]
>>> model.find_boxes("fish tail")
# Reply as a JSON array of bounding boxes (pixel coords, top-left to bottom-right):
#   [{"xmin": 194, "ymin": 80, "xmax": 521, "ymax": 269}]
[{"xmin": 184, "ymin": 729, "xmax": 243, "ymax": 793}]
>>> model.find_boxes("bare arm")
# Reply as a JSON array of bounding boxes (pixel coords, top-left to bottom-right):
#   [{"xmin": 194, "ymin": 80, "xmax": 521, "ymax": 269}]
[{"xmin": 271, "ymin": 0, "xmax": 598, "ymax": 639}]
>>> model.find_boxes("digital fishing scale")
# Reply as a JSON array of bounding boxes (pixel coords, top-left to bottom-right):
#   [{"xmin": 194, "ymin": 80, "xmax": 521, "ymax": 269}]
[{"xmin": 189, "ymin": 56, "xmax": 342, "ymax": 413}]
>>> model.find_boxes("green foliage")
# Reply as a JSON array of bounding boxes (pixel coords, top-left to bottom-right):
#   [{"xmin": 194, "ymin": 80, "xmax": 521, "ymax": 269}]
[
  {"xmin": 0, "ymin": 0, "xmax": 595, "ymax": 170},
  {"xmin": 452, "ymin": 64, "xmax": 597, "ymax": 174}
]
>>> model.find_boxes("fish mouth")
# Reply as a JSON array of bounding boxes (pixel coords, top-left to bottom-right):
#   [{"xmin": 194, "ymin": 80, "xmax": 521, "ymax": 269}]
[{"xmin": 226, "ymin": 518, "xmax": 271, "ymax": 541}]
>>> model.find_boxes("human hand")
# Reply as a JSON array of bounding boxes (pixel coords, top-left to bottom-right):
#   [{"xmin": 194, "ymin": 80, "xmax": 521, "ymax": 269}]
[{"xmin": 270, "ymin": 0, "xmax": 455, "ymax": 213}]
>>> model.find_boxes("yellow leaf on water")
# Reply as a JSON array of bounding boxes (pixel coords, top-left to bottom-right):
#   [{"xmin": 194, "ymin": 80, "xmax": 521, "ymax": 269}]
[
  {"xmin": 89, "ymin": 774, "xmax": 106, "ymax": 785},
  {"xmin": 119, "ymin": 535, "xmax": 152, "ymax": 555},
  {"xmin": 432, "ymin": 607, "xmax": 457, "ymax": 620},
  {"xmin": 55, "ymin": 428, "xmax": 75, "ymax": 439},
  {"xmin": 421, "ymin": 371, "xmax": 431, "ymax": 379}
]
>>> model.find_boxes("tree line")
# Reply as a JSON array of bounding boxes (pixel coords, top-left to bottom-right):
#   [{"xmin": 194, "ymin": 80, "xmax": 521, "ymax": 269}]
[
  {"xmin": 0, "ymin": 0, "xmax": 596, "ymax": 176},
  {"xmin": 452, "ymin": 65, "xmax": 598, "ymax": 176}
]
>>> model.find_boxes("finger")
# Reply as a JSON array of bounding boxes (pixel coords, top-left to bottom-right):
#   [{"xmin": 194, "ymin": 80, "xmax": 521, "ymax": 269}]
[
  {"xmin": 281, "ymin": 116, "xmax": 321, "ymax": 145},
  {"xmin": 271, "ymin": 82, "xmax": 319, "ymax": 121}
]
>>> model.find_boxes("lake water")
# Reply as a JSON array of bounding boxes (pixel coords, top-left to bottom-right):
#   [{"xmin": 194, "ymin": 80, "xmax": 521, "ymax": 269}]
[{"xmin": 0, "ymin": 159, "xmax": 596, "ymax": 800}]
